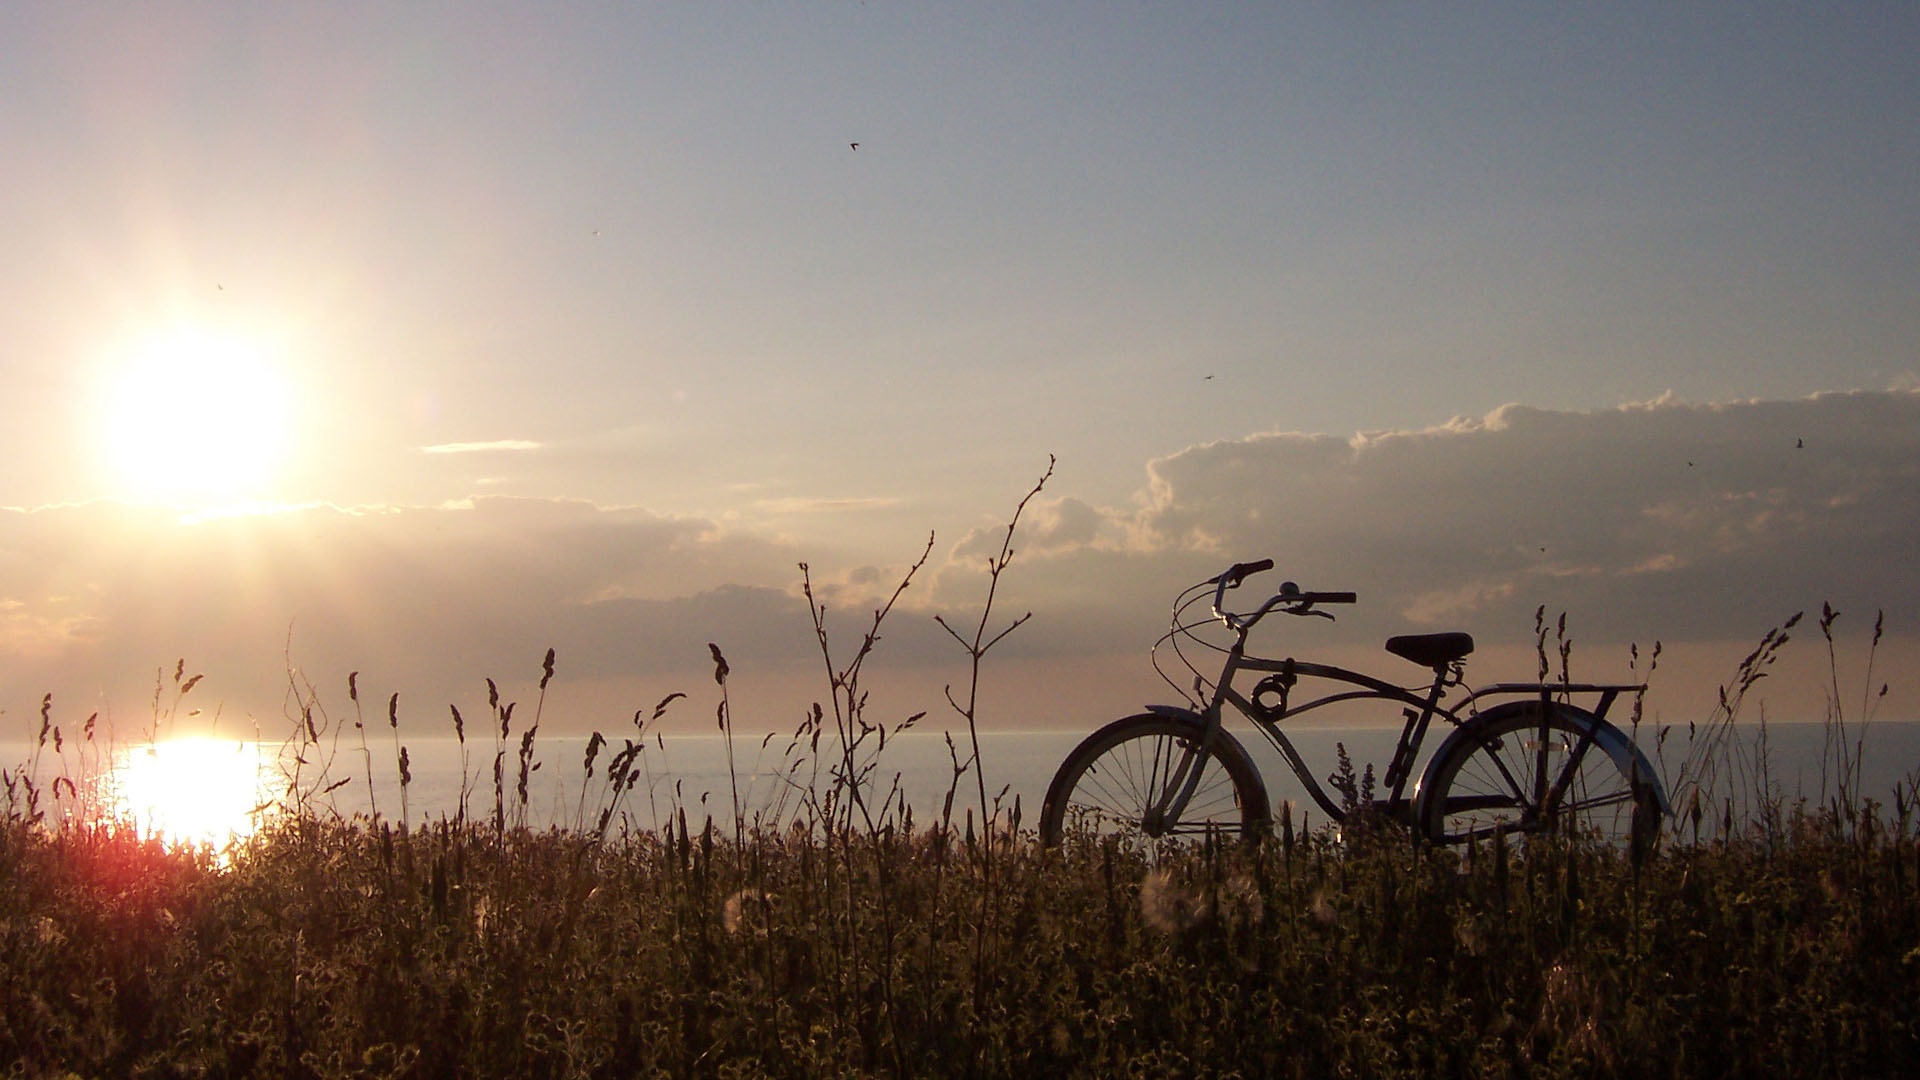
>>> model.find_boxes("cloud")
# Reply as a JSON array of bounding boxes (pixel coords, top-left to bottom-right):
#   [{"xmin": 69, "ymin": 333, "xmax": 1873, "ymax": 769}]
[
  {"xmin": 1115, "ymin": 390, "xmax": 1920, "ymax": 645},
  {"xmin": 0, "ymin": 498, "xmax": 815, "ymax": 729},
  {"xmin": 752, "ymin": 496, "xmax": 902, "ymax": 514},
  {"xmin": 845, "ymin": 390, "xmax": 1919, "ymax": 685},
  {"xmin": 949, "ymin": 496, "xmax": 1113, "ymax": 563},
  {"xmin": 889, "ymin": 391, "xmax": 1920, "ymax": 737},
  {"xmin": 4, "ymin": 391, "xmax": 1915, "ymax": 737},
  {"xmin": 419, "ymin": 440, "xmax": 544, "ymax": 454}
]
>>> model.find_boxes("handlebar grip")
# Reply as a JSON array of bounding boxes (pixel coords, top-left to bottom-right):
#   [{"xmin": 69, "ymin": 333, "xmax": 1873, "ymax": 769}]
[
  {"xmin": 1314, "ymin": 591, "xmax": 1357, "ymax": 605},
  {"xmin": 1226, "ymin": 558, "xmax": 1273, "ymax": 586}
]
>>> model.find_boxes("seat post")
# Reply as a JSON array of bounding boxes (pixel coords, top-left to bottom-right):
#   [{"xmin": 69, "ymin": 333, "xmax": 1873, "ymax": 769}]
[{"xmin": 1383, "ymin": 668, "xmax": 1450, "ymax": 795}]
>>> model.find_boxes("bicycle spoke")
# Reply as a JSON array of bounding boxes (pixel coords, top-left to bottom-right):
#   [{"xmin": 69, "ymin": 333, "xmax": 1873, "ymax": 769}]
[{"xmin": 1471, "ymin": 734, "xmax": 1536, "ymax": 810}]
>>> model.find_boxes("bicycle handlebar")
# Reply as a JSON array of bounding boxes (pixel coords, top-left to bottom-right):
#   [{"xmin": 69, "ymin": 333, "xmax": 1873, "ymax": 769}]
[
  {"xmin": 1210, "ymin": 559, "xmax": 1355, "ymax": 630},
  {"xmin": 1207, "ymin": 558, "xmax": 1274, "ymax": 589}
]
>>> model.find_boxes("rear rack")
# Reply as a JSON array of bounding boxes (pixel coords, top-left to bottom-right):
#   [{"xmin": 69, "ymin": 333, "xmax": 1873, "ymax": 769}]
[{"xmin": 1461, "ymin": 682, "xmax": 1647, "ymax": 720}]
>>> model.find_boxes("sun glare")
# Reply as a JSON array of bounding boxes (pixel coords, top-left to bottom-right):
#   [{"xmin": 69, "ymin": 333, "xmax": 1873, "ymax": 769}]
[
  {"xmin": 110, "ymin": 738, "xmax": 272, "ymax": 848},
  {"xmin": 100, "ymin": 330, "xmax": 293, "ymax": 505}
]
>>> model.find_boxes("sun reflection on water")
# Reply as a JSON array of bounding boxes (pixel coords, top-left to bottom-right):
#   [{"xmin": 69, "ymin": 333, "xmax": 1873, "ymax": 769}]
[{"xmin": 109, "ymin": 738, "xmax": 274, "ymax": 849}]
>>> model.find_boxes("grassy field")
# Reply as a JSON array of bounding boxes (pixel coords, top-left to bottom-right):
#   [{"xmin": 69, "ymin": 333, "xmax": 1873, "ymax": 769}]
[
  {"xmin": 6, "ymin": 475, "xmax": 1916, "ymax": 1076},
  {"xmin": 6, "ymin": 636, "xmax": 1919, "ymax": 1078},
  {"xmin": 4, "ymin": 794, "xmax": 1919, "ymax": 1078}
]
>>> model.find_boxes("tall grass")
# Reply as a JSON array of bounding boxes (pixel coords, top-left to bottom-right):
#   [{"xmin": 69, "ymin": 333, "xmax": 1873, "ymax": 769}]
[
  {"xmin": 5, "ymin": 469, "xmax": 1919, "ymax": 1075},
  {"xmin": 5, "ymin": 788, "xmax": 1917, "ymax": 1076}
]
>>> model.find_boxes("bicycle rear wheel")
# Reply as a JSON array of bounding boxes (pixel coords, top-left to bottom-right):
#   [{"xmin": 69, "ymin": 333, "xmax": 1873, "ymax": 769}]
[
  {"xmin": 1418, "ymin": 703, "xmax": 1662, "ymax": 852},
  {"xmin": 1039, "ymin": 714, "xmax": 1270, "ymax": 847}
]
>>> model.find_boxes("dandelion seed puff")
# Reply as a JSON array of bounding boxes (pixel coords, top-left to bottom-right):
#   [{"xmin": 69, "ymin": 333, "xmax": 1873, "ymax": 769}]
[
  {"xmin": 1223, "ymin": 872, "xmax": 1265, "ymax": 924},
  {"xmin": 1454, "ymin": 917, "xmax": 1485, "ymax": 957},
  {"xmin": 1309, "ymin": 888, "xmax": 1337, "ymax": 926},
  {"xmin": 1140, "ymin": 869, "xmax": 1211, "ymax": 934},
  {"xmin": 722, "ymin": 887, "xmax": 773, "ymax": 935},
  {"xmin": 1538, "ymin": 962, "xmax": 1609, "ymax": 1061}
]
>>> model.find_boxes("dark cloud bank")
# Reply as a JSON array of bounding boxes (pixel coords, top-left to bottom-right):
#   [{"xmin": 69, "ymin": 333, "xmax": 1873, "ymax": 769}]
[{"xmin": 5, "ymin": 391, "xmax": 1914, "ymax": 733}]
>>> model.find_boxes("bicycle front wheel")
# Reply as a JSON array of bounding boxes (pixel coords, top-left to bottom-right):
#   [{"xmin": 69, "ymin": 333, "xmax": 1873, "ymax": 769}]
[
  {"xmin": 1418, "ymin": 703, "xmax": 1662, "ymax": 852},
  {"xmin": 1039, "ymin": 714, "xmax": 1270, "ymax": 847}
]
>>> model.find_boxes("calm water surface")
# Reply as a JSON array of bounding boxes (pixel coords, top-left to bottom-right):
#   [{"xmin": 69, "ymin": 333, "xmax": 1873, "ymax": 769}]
[{"xmin": 8, "ymin": 719, "xmax": 1920, "ymax": 839}]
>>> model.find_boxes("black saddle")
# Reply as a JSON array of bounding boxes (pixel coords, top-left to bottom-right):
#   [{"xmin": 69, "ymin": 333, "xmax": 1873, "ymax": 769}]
[{"xmin": 1385, "ymin": 632, "xmax": 1475, "ymax": 669}]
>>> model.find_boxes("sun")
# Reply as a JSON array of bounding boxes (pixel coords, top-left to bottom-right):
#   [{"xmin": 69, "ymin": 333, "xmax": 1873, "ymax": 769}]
[
  {"xmin": 110, "ymin": 737, "xmax": 273, "ymax": 848},
  {"xmin": 99, "ymin": 330, "xmax": 293, "ymax": 504}
]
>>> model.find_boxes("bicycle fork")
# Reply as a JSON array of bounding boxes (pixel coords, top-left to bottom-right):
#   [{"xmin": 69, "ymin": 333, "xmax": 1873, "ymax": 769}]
[
  {"xmin": 1141, "ymin": 712, "xmax": 1220, "ymax": 835},
  {"xmin": 1141, "ymin": 645, "xmax": 1246, "ymax": 835}
]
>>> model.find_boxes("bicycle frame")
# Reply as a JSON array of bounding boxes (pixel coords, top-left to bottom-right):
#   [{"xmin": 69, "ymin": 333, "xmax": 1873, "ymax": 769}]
[{"xmin": 1162, "ymin": 592, "xmax": 1645, "ymax": 829}]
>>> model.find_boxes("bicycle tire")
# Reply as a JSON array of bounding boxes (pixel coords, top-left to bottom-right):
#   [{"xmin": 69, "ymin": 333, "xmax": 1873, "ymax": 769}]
[
  {"xmin": 1039, "ymin": 714, "xmax": 1270, "ymax": 847},
  {"xmin": 1417, "ymin": 702, "xmax": 1662, "ymax": 852}
]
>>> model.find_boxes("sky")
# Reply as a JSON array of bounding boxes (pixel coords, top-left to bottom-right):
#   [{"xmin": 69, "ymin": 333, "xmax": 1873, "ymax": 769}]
[{"xmin": 3, "ymin": 4, "xmax": 1917, "ymax": 749}]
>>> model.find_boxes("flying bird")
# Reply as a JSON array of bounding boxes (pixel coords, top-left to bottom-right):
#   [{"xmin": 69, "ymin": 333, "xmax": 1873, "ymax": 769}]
[
  {"xmin": 1796, "ymin": 437, "xmax": 1804, "ymax": 448},
  {"xmin": 849, "ymin": 142, "xmax": 860, "ymax": 151}
]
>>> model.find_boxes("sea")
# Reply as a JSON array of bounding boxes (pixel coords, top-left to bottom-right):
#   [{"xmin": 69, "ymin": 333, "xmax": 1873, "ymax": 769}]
[{"xmin": 7, "ymin": 719, "xmax": 1920, "ymax": 841}]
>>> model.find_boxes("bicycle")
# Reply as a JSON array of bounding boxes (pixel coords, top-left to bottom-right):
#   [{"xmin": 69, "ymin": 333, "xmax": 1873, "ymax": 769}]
[{"xmin": 1039, "ymin": 559, "xmax": 1667, "ymax": 850}]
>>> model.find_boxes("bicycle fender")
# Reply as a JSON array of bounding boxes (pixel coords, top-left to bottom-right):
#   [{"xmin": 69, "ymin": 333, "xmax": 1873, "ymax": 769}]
[
  {"xmin": 1417, "ymin": 701, "xmax": 1669, "ymax": 816},
  {"xmin": 1143, "ymin": 704, "xmax": 1207, "ymax": 725}
]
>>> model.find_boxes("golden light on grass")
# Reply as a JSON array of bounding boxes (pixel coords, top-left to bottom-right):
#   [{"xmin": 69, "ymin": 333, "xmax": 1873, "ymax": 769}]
[
  {"xmin": 110, "ymin": 737, "xmax": 271, "ymax": 848},
  {"xmin": 98, "ymin": 329, "xmax": 293, "ymax": 505}
]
